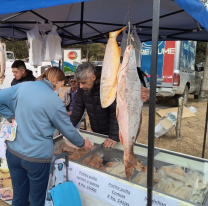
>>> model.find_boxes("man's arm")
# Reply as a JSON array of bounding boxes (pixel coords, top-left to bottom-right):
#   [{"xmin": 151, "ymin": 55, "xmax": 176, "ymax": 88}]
[
  {"xmin": 108, "ymin": 100, "xmax": 119, "ymax": 142},
  {"xmin": 70, "ymin": 87, "xmax": 85, "ymax": 127},
  {"xmin": 52, "ymin": 105, "xmax": 92, "ymax": 150}
]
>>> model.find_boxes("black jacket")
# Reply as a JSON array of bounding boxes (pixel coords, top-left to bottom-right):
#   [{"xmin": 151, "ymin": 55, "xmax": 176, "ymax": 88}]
[
  {"xmin": 11, "ymin": 70, "xmax": 36, "ymax": 86},
  {"xmin": 70, "ymin": 82, "xmax": 119, "ymax": 142}
]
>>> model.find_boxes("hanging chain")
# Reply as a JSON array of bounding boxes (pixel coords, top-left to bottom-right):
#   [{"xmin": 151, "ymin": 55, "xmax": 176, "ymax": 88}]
[{"xmin": 123, "ymin": 0, "xmax": 131, "ymax": 26}]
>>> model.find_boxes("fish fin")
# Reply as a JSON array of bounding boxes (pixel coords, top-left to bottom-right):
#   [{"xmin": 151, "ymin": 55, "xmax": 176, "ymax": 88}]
[
  {"xmin": 119, "ymin": 131, "xmax": 123, "ymax": 145},
  {"xmin": 124, "ymin": 153, "xmax": 143, "ymax": 181}
]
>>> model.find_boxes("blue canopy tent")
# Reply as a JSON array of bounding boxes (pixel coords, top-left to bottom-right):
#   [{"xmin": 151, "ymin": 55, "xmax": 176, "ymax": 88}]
[
  {"xmin": 0, "ymin": 0, "xmax": 208, "ymax": 44},
  {"xmin": 0, "ymin": 1, "xmax": 208, "ymax": 206}
]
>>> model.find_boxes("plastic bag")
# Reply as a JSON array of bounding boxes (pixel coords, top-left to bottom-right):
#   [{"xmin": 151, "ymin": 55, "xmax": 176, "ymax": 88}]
[
  {"xmin": 120, "ymin": 29, "xmax": 128, "ymax": 57},
  {"xmin": 27, "ymin": 25, "xmax": 43, "ymax": 66},
  {"xmin": 0, "ymin": 120, "xmax": 17, "ymax": 141},
  {"xmin": 0, "ymin": 117, "xmax": 9, "ymax": 130},
  {"xmin": 132, "ymin": 172, "xmax": 147, "ymax": 186},
  {"xmin": 131, "ymin": 26, "xmax": 142, "ymax": 67},
  {"xmin": 41, "ymin": 34, "xmax": 47, "ymax": 61},
  {"xmin": 45, "ymin": 25, "xmax": 62, "ymax": 61}
]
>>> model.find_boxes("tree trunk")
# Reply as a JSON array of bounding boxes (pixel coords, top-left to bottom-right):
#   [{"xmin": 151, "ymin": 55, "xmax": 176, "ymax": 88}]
[{"xmin": 199, "ymin": 43, "xmax": 208, "ymax": 101}]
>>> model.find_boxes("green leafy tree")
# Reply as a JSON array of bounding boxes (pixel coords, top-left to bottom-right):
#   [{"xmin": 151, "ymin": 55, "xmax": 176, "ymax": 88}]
[
  {"xmin": 1, "ymin": 38, "xmax": 29, "ymax": 59},
  {"xmin": 196, "ymin": 0, "xmax": 208, "ymax": 63}
]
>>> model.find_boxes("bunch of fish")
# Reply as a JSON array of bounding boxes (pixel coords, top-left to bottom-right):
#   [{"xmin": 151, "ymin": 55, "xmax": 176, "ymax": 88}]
[
  {"xmin": 100, "ymin": 27, "xmax": 149, "ymax": 180},
  {"xmin": 0, "ymin": 41, "xmax": 6, "ymax": 85}
]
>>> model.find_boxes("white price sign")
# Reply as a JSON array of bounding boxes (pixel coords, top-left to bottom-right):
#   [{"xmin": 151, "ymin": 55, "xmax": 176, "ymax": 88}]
[
  {"xmin": 75, "ymin": 165, "xmax": 102, "ymax": 199},
  {"xmin": 75, "ymin": 164, "xmax": 180, "ymax": 206}
]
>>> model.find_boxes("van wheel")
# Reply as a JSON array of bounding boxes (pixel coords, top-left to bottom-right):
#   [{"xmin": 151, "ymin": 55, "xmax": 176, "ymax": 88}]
[{"xmin": 175, "ymin": 85, "xmax": 189, "ymax": 107}]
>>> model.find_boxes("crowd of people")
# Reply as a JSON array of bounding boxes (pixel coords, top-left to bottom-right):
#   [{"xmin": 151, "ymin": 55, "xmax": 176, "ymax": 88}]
[{"xmin": 0, "ymin": 60, "xmax": 149, "ymax": 206}]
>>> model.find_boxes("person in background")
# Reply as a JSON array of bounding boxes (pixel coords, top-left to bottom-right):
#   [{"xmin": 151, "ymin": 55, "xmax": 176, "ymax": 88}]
[
  {"xmin": 62, "ymin": 76, "xmax": 85, "ymax": 128},
  {"xmin": 70, "ymin": 63, "xmax": 149, "ymax": 148},
  {"xmin": 11, "ymin": 60, "xmax": 36, "ymax": 86},
  {"xmin": 0, "ymin": 67, "xmax": 92, "ymax": 206},
  {"xmin": 137, "ymin": 67, "xmax": 149, "ymax": 88}
]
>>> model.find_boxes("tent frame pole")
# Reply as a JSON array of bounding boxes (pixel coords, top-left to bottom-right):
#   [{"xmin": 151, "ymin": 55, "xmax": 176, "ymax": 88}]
[
  {"xmin": 202, "ymin": 101, "xmax": 208, "ymax": 158},
  {"xmin": 80, "ymin": 2, "xmax": 84, "ymax": 40},
  {"xmin": 147, "ymin": 0, "xmax": 160, "ymax": 205},
  {"xmin": 135, "ymin": 9, "xmax": 183, "ymax": 26},
  {"xmin": 29, "ymin": 10, "xmax": 79, "ymax": 40}
]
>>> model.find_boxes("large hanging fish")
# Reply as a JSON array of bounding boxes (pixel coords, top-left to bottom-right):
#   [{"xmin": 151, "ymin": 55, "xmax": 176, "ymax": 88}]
[
  {"xmin": 116, "ymin": 45, "xmax": 144, "ymax": 181},
  {"xmin": 0, "ymin": 41, "xmax": 6, "ymax": 85},
  {"xmin": 100, "ymin": 27, "xmax": 126, "ymax": 108}
]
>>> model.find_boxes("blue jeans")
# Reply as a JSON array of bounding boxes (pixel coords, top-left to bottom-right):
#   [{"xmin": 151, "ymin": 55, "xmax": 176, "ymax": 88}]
[{"xmin": 6, "ymin": 150, "xmax": 50, "ymax": 206}]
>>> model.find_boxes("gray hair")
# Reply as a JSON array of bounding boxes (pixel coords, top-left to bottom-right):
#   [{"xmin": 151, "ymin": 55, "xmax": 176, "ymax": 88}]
[{"xmin": 74, "ymin": 62, "xmax": 96, "ymax": 82}]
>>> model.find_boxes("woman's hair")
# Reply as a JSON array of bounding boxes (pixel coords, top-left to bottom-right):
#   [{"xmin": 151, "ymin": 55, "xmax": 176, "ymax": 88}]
[{"xmin": 36, "ymin": 67, "xmax": 65, "ymax": 87}]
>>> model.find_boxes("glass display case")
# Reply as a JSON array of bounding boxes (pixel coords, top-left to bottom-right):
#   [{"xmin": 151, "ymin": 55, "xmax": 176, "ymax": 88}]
[{"xmin": 53, "ymin": 130, "xmax": 208, "ymax": 206}]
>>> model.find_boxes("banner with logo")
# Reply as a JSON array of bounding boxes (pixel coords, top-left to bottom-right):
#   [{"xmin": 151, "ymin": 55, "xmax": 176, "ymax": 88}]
[{"xmin": 63, "ymin": 48, "xmax": 81, "ymax": 75}]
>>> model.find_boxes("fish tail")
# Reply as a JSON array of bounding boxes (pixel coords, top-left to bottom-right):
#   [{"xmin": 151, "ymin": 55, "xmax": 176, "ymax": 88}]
[
  {"xmin": 109, "ymin": 26, "xmax": 126, "ymax": 38},
  {"xmin": 124, "ymin": 152, "xmax": 143, "ymax": 181}
]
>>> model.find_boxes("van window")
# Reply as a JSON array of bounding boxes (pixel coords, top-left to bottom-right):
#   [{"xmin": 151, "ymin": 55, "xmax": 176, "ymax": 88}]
[
  {"xmin": 180, "ymin": 41, "xmax": 196, "ymax": 70},
  {"xmin": 6, "ymin": 53, "xmax": 14, "ymax": 59}
]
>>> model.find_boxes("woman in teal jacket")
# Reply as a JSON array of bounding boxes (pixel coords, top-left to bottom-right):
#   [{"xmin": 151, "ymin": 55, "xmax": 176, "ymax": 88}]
[{"xmin": 0, "ymin": 67, "xmax": 92, "ymax": 206}]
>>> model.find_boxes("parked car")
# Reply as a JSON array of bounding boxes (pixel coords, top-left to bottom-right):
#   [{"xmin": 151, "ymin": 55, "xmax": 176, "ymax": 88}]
[{"xmin": 141, "ymin": 41, "xmax": 203, "ymax": 106}]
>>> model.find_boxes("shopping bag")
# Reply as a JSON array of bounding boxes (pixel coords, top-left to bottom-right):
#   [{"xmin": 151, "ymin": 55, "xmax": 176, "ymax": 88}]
[{"xmin": 50, "ymin": 181, "xmax": 82, "ymax": 206}]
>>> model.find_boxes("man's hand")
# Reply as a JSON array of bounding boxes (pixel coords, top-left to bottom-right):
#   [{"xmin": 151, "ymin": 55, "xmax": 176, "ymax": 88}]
[
  {"xmin": 84, "ymin": 139, "xmax": 93, "ymax": 150},
  {"xmin": 103, "ymin": 138, "xmax": 117, "ymax": 148},
  {"xmin": 68, "ymin": 111, "xmax": 72, "ymax": 116},
  {"xmin": 141, "ymin": 86, "xmax": 150, "ymax": 102}
]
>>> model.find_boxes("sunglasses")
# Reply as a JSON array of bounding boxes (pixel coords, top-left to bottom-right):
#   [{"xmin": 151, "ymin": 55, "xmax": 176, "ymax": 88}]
[{"xmin": 70, "ymin": 80, "xmax": 76, "ymax": 83}]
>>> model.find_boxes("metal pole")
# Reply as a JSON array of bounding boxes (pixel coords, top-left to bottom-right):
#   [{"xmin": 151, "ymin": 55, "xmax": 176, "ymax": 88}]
[
  {"xmin": 58, "ymin": 60, "xmax": 61, "ymax": 69},
  {"xmin": 202, "ymin": 100, "xmax": 208, "ymax": 158},
  {"xmin": 147, "ymin": 0, "xmax": 160, "ymax": 206},
  {"xmin": 80, "ymin": 2, "xmax": 84, "ymax": 40}
]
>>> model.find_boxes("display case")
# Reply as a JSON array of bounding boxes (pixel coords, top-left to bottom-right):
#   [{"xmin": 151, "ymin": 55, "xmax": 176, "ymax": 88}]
[{"xmin": 53, "ymin": 130, "xmax": 208, "ymax": 206}]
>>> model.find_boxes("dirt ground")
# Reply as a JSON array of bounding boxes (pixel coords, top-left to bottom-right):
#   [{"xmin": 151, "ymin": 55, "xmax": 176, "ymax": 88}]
[
  {"xmin": 60, "ymin": 86, "xmax": 208, "ymax": 159},
  {"xmin": 138, "ymin": 97, "xmax": 208, "ymax": 159}
]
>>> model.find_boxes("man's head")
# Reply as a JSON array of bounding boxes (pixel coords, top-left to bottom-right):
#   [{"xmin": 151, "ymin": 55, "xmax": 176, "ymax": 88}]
[
  {"xmin": 74, "ymin": 62, "xmax": 96, "ymax": 92},
  {"xmin": 11, "ymin": 60, "xmax": 27, "ymax": 80},
  {"xmin": 69, "ymin": 76, "xmax": 78, "ymax": 90}
]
